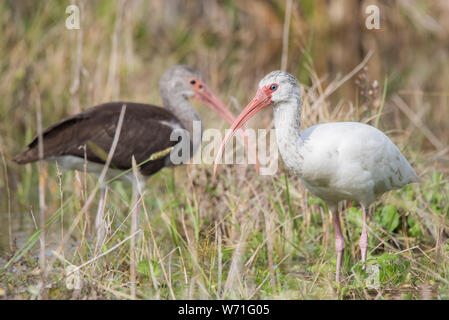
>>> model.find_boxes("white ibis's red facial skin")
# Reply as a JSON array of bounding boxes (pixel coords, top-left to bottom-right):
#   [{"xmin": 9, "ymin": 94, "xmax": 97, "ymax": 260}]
[
  {"xmin": 212, "ymin": 83, "xmax": 277, "ymax": 175},
  {"xmin": 230, "ymin": 84, "xmax": 276, "ymax": 129},
  {"xmin": 188, "ymin": 77, "xmax": 236, "ymax": 125}
]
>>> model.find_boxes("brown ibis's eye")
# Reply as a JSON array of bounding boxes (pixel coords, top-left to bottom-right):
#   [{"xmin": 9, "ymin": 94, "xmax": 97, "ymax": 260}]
[
  {"xmin": 199, "ymin": 84, "xmax": 203, "ymax": 89},
  {"xmin": 190, "ymin": 79, "xmax": 196, "ymax": 85},
  {"xmin": 269, "ymin": 84, "xmax": 278, "ymax": 91}
]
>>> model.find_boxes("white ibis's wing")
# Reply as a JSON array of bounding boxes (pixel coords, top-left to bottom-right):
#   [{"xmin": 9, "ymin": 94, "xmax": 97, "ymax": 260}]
[{"xmin": 300, "ymin": 122, "xmax": 418, "ymax": 203}]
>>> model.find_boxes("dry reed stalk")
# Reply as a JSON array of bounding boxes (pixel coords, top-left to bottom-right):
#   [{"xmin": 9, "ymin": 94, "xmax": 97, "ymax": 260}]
[
  {"xmin": 130, "ymin": 156, "xmax": 139, "ymax": 299},
  {"xmin": 104, "ymin": 0, "xmax": 125, "ymax": 101},
  {"xmin": 35, "ymin": 88, "xmax": 47, "ymax": 299},
  {"xmin": 393, "ymin": 94, "xmax": 445, "ymax": 150},
  {"xmin": 222, "ymin": 221, "xmax": 250, "ymax": 299},
  {"xmin": 311, "ymin": 51, "xmax": 374, "ymax": 110},
  {"xmin": 216, "ymin": 221, "xmax": 223, "ymax": 294},
  {"xmin": 281, "ymin": 0, "xmax": 292, "ymax": 71},
  {"xmin": 0, "ymin": 149, "xmax": 13, "ymax": 252},
  {"xmin": 97, "ymin": 104, "xmax": 127, "ymax": 184},
  {"xmin": 69, "ymin": 0, "xmax": 84, "ymax": 114},
  {"xmin": 54, "ymin": 163, "xmax": 64, "ymax": 249},
  {"xmin": 263, "ymin": 202, "xmax": 277, "ymax": 294}
]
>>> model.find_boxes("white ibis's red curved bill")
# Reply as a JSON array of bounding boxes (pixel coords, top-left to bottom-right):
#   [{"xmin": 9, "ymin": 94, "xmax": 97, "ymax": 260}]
[
  {"xmin": 213, "ymin": 85, "xmax": 272, "ymax": 175},
  {"xmin": 195, "ymin": 81, "xmax": 260, "ymax": 172}
]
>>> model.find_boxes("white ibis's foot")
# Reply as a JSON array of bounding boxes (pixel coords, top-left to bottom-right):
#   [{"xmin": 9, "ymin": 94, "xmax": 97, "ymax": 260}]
[
  {"xmin": 335, "ymin": 238, "xmax": 345, "ymax": 282},
  {"xmin": 359, "ymin": 231, "xmax": 368, "ymax": 270}
]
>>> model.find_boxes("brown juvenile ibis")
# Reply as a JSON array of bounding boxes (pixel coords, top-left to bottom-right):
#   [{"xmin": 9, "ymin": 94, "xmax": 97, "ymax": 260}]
[
  {"xmin": 214, "ymin": 71, "xmax": 418, "ymax": 282},
  {"xmin": 14, "ymin": 65, "xmax": 250, "ymax": 243}
]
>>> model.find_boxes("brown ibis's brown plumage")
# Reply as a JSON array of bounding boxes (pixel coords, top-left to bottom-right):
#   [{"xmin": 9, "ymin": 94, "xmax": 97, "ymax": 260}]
[
  {"xmin": 13, "ymin": 65, "xmax": 241, "ymax": 244},
  {"xmin": 14, "ymin": 102, "xmax": 182, "ymax": 177},
  {"xmin": 14, "ymin": 65, "xmax": 237, "ymax": 178}
]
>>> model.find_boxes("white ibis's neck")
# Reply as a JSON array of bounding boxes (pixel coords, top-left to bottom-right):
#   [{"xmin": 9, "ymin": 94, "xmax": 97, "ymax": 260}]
[
  {"xmin": 273, "ymin": 95, "xmax": 304, "ymax": 176},
  {"xmin": 162, "ymin": 94, "xmax": 203, "ymax": 157}
]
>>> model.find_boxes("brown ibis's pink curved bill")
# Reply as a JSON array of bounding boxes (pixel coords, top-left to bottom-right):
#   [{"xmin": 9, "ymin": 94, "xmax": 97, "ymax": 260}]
[
  {"xmin": 195, "ymin": 82, "xmax": 260, "ymax": 173},
  {"xmin": 213, "ymin": 87, "xmax": 272, "ymax": 176},
  {"xmin": 195, "ymin": 83, "xmax": 236, "ymax": 125}
]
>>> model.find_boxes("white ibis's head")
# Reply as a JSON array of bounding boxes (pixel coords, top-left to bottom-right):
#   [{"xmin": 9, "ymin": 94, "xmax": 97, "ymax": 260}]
[
  {"xmin": 219, "ymin": 71, "xmax": 300, "ymax": 133},
  {"xmin": 213, "ymin": 71, "xmax": 301, "ymax": 176},
  {"xmin": 258, "ymin": 71, "xmax": 301, "ymax": 106},
  {"xmin": 159, "ymin": 65, "xmax": 235, "ymax": 124}
]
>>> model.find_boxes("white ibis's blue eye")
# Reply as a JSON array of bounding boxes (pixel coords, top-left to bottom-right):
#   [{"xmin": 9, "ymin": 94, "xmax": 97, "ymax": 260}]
[
  {"xmin": 190, "ymin": 79, "xmax": 196, "ymax": 85},
  {"xmin": 270, "ymin": 84, "xmax": 278, "ymax": 91}
]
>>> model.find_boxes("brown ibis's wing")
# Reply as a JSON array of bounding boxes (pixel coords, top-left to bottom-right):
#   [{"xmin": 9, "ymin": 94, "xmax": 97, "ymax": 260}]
[{"xmin": 13, "ymin": 102, "xmax": 183, "ymax": 176}]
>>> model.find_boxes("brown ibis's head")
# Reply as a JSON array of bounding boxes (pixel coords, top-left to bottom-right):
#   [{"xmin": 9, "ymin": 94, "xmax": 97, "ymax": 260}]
[{"xmin": 159, "ymin": 65, "xmax": 235, "ymax": 124}]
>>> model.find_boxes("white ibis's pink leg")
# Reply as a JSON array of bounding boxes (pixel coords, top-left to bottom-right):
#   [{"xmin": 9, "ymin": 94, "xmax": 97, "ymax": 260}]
[
  {"xmin": 347, "ymin": 200, "xmax": 353, "ymax": 210},
  {"xmin": 359, "ymin": 206, "xmax": 368, "ymax": 270},
  {"xmin": 332, "ymin": 210, "xmax": 345, "ymax": 282}
]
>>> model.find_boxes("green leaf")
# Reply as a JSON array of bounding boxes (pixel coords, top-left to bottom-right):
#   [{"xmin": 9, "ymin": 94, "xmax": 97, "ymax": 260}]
[
  {"xmin": 377, "ymin": 253, "xmax": 398, "ymax": 262},
  {"xmin": 346, "ymin": 207, "xmax": 362, "ymax": 228},
  {"xmin": 137, "ymin": 259, "xmax": 161, "ymax": 279},
  {"xmin": 407, "ymin": 217, "xmax": 422, "ymax": 237},
  {"xmin": 87, "ymin": 141, "xmax": 109, "ymax": 163},
  {"xmin": 307, "ymin": 197, "xmax": 327, "ymax": 210},
  {"xmin": 380, "ymin": 205, "xmax": 400, "ymax": 232}
]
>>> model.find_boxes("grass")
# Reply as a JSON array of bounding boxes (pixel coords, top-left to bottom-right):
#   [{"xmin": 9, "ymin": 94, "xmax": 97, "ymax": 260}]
[
  {"xmin": 2, "ymin": 163, "xmax": 448, "ymax": 299},
  {"xmin": 1, "ymin": 1, "xmax": 449, "ymax": 300}
]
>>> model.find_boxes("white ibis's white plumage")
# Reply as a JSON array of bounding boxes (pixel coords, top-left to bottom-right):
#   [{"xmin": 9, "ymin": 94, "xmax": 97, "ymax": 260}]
[{"xmin": 215, "ymin": 70, "xmax": 418, "ymax": 282}]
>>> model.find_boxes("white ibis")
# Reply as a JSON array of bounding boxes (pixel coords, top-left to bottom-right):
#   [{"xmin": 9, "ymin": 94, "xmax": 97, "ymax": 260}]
[
  {"xmin": 214, "ymin": 71, "xmax": 419, "ymax": 282},
  {"xmin": 14, "ymin": 65, "xmax": 249, "ymax": 243}
]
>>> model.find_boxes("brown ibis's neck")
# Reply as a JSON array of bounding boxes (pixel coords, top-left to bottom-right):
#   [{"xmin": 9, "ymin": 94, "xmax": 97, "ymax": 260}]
[
  {"xmin": 272, "ymin": 94, "xmax": 304, "ymax": 176},
  {"xmin": 161, "ymin": 92, "xmax": 203, "ymax": 157}
]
